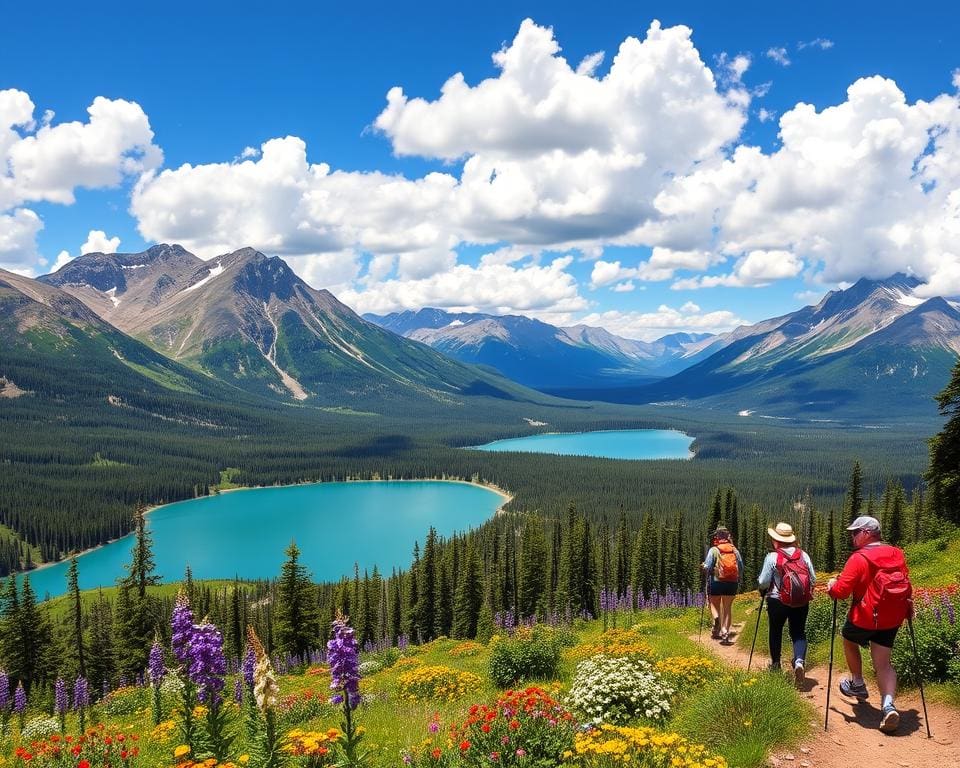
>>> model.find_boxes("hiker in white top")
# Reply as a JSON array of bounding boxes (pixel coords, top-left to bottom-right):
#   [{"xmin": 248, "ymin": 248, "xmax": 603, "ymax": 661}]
[{"xmin": 758, "ymin": 522, "xmax": 816, "ymax": 687}]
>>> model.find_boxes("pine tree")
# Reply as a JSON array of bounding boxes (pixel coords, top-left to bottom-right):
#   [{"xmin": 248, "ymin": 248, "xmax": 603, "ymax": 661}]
[
  {"xmin": 0, "ymin": 576, "xmax": 23, "ymax": 684},
  {"xmin": 407, "ymin": 543, "xmax": 420, "ymax": 641},
  {"xmin": 825, "ymin": 507, "xmax": 837, "ymax": 572},
  {"xmin": 452, "ymin": 540, "xmax": 482, "ymax": 638},
  {"xmin": 614, "ymin": 510, "xmax": 632, "ymax": 598},
  {"xmin": 67, "ymin": 557, "xmax": 86, "ymax": 678},
  {"xmin": 87, "ymin": 590, "xmax": 115, "ymax": 695},
  {"xmin": 389, "ymin": 569, "xmax": 403, "ymax": 643},
  {"xmin": 116, "ymin": 504, "xmax": 161, "ymax": 677},
  {"xmin": 632, "ymin": 513, "xmax": 657, "ymax": 600},
  {"xmin": 709, "ymin": 490, "xmax": 723, "ymax": 532},
  {"xmin": 436, "ymin": 555, "xmax": 452, "ymax": 638},
  {"xmin": 518, "ymin": 518, "xmax": 547, "ymax": 619},
  {"xmin": 927, "ymin": 357, "xmax": 960, "ymax": 524},
  {"xmin": 275, "ymin": 541, "xmax": 319, "ymax": 662},
  {"xmin": 417, "ymin": 528, "xmax": 438, "ymax": 642},
  {"xmin": 847, "ymin": 461, "xmax": 864, "ymax": 522},
  {"xmin": 17, "ymin": 577, "xmax": 54, "ymax": 691},
  {"xmin": 599, "ymin": 516, "xmax": 612, "ymax": 627},
  {"xmin": 886, "ymin": 482, "xmax": 905, "ymax": 545},
  {"xmin": 229, "ymin": 581, "xmax": 243, "ymax": 662}
]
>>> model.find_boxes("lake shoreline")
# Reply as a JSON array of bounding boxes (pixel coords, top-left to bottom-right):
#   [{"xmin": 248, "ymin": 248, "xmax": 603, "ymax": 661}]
[{"xmin": 21, "ymin": 476, "xmax": 513, "ymax": 587}]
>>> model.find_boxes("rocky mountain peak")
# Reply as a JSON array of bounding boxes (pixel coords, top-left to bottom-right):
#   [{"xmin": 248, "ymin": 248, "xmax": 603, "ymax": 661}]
[{"xmin": 228, "ymin": 249, "xmax": 300, "ymax": 302}]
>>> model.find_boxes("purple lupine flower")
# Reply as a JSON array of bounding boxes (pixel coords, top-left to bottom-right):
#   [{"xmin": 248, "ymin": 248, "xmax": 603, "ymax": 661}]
[
  {"xmin": 119, "ymin": 675, "xmax": 128, "ymax": 688},
  {"xmin": 13, "ymin": 682, "xmax": 26, "ymax": 713},
  {"xmin": 0, "ymin": 668, "xmax": 8, "ymax": 710},
  {"xmin": 172, "ymin": 591, "xmax": 195, "ymax": 667},
  {"xmin": 102, "ymin": 679, "xmax": 110, "ymax": 698},
  {"xmin": 189, "ymin": 620, "xmax": 227, "ymax": 705},
  {"xmin": 55, "ymin": 678, "xmax": 68, "ymax": 715},
  {"xmin": 242, "ymin": 645, "xmax": 256, "ymax": 689},
  {"xmin": 234, "ymin": 675, "xmax": 243, "ymax": 704},
  {"xmin": 327, "ymin": 615, "xmax": 361, "ymax": 709},
  {"xmin": 149, "ymin": 639, "xmax": 166, "ymax": 684},
  {"xmin": 73, "ymin": 676, "xmax": 90, "ymax": 710}
]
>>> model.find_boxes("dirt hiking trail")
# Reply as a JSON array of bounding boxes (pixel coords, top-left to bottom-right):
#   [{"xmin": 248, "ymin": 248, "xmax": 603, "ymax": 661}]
[{"xmin": 692, "ymin": 617, "xmax": 960, "ymax": 768}]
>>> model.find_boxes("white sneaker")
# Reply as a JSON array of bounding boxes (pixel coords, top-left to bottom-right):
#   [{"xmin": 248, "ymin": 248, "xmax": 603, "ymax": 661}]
[{"xmin": 793, "ymin": 659, "xmax": 805, "ymax": 688}]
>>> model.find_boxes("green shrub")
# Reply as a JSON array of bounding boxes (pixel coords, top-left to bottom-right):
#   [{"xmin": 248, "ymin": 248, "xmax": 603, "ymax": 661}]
[
  {"xmin": 675, "ymin": 671, "xmax": 810, "ymax": 768},
  {"xmin": 892, "ymin": 606, "xmax": 960, "ymax": 684},
  {"xmin": 488, "ymin": 626, "xmax": 563, "ymax": 688},
  {"xmin": 371, "ymin": 646, "xmax": 402, "ymax": 669}
]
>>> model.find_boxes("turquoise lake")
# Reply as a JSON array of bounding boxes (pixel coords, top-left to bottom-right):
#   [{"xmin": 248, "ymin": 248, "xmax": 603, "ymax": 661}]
[
  {"xmin": 24, "ymin": 481, "xmax": 505, "ymax": 600},
  {"xmin": 469, "ymin": 429, "xmax": 694, "ymax": 460}
]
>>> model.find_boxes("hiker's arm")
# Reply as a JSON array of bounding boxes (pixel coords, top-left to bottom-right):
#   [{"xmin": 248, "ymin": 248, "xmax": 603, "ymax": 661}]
[
  {"xmin": 827, "ymin": 556, "xmax": 866, "ymax": 600},
  {"xmin": 803, "ymin": 552, "xmax": 817, "ymax": 585},
  {"xmin": 701, "ymin": 547, "xmax": 715, "ymax": 572},
  {"xmin": 757, "ymin": 553, "xmax": 774, "ymax": 592}
]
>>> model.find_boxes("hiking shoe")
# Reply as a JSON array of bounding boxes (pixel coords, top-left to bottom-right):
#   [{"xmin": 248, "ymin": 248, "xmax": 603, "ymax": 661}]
[
  {"xmin": 711, "ymin": 618, "xmax": 721, "ymax": 639},
  {"xmin": 768, "ymin": 662, "xmax": 782, "ymax": 673},
  {"xmin": 793, "ymin": 659, "xmax": 805, "ymax": 688},
  {"xmin": 839, "ymin": 677, "xmax": 869, "ymax": 700},
  {"xmin": 879, "ymin": 705, "xmax": 900, "ymax": 733}
]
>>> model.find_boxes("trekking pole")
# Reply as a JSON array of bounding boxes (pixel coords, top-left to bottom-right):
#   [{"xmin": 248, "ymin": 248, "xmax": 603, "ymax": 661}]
[
  {"xmin": 907, "ymin": 616, "xmax": 932, "ymax": 738},
  {"xmin": 747, "ymin": 593, "xmax": 766, "ymax": 671},
  {"xmin": 824, "ymin": 598, "xmax": 838, "ymax": 731},
  {"xmin": 697, "ymin": 572, "xmax": 708, "ymax": 644}
]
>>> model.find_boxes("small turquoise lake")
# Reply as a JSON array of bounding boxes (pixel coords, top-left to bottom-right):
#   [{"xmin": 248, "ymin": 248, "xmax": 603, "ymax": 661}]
[
  {"xmin": 24, "ymin": 481, "xmax": 505, "ymax": 600},
  {"xmin": 469, "ymin": 429, "xmax": 694, "ymax": 460}
]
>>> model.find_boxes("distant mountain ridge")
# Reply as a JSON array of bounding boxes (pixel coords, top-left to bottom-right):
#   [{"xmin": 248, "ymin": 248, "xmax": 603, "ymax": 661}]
[
  {"xmin": 37, "ymin": 246, "xmax": 537, "ymax": 406},
  {"xmin": 365, "ymin": 308, "xmax": 719, "ymax": 390},
  {"xmin": 625, "ymin": 273, "xmax": 960, "ymax": 417}
]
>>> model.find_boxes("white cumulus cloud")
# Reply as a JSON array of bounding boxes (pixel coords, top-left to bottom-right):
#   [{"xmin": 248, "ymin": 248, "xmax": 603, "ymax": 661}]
[
  {"xmin": 578, "ymin": 304, "xmax": 747, "ymax": 341},
  {"xmin": 338, "ymin": 256, "xmax": 587, "ymax": 318},
  {"xmin": 0, "ymin": 89, "xmax": 160, "ymax": 273},
  {"xmin": 653, "ymin": 76, "xmax": 960, "ymax": 296},
  {"xmin": 49, "ymin": 229, "xmax": 122, "ymax": 272}
]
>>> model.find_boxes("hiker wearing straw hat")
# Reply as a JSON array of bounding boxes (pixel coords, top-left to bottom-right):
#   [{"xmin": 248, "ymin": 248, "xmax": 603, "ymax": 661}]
[{"xmin": 758, "ymin": 522, "xmax": 816, "ymax": 686}]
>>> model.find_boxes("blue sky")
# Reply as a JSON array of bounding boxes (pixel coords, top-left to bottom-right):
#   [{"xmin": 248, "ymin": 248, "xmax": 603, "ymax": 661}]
[{"xmin": 2, "ymin": 1, "xmax": 959, "ymax": 339}]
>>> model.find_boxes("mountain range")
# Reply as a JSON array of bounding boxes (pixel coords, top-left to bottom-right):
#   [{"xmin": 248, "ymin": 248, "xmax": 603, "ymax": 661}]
[
  {"xmin": 624, "ymin": 273, "xmax": 960, "ymax": 417},
  {"xmin": 365, "ymin": 308, "xmax": 720, "ymax": 390},
  {"xmin": 34, "ymin": 246, "xmax": 532, "ymax": 406},
  {"xmin": 4, "ymin": 243, "xmax": 957, "ymax": 422}
]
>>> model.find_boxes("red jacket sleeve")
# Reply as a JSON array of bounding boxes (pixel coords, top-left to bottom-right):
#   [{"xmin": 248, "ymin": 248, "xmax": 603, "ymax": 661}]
[{"xmin": 828, "ymin": 553, "xmax": 869, "ymax": 600}]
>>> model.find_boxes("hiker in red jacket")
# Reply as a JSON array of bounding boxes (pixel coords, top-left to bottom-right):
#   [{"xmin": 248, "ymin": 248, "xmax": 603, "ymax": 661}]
[{"xmin": 827, "ymin": 515, "xmax": 913, "ymax": 734}]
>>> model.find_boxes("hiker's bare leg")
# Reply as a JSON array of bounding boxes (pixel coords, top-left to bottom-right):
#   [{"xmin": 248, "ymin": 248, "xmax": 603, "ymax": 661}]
[
  {"xmin": 709, "ymin": 595, "xmax": 721, "ymax": 623},
  {"xmin": 720, "ymin": 595, "xmax": 735, "ymax": 635},
  {"xmin": 843, "ymin": 637, "xmax": 864, "ymax": 681},
  {"xmin": 870, "ymin": 642, "xmax": 896, "ymax": 701}
]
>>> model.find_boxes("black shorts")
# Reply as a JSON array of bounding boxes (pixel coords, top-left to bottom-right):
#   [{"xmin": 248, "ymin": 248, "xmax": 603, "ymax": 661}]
[
  {"xmin": 709, "ymin": 580, "xmax": 738, "ymax": 597},
  {"xmin": 841, "ymin": 619, "xmax": 899, "ymax": 648}
]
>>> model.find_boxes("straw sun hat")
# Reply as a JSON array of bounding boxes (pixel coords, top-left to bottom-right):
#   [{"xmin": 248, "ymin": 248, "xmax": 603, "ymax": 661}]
[{"xmin": 767, "ymin": 522, "xmax": 797, "ymax": 544}]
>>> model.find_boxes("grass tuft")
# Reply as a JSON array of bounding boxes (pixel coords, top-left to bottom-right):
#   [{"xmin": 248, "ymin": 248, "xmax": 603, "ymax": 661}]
[{"xmin": 674, "ymin": 670, "xmax": 812, "ymax": 768}]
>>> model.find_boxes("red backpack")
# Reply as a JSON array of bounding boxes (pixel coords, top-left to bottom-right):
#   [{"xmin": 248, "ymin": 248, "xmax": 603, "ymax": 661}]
[
  {"xmin": 855, "ymin": 546, "xmax": 912, "ymax": 629},
  {"xmin": 776, "ymin": 548, "xmax": 813, "ymax": 607}
]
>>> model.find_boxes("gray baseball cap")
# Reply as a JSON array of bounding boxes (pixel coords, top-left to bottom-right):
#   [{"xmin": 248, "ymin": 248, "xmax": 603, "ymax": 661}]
[{"xmin": 846, "ymin": 515, "xmax": 881, "ymax": 533}]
